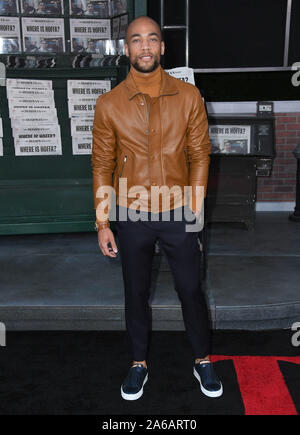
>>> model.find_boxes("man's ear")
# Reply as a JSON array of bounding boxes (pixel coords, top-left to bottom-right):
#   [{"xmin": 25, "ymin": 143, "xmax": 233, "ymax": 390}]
[
  {"xmin": 160, "ymin": 41, "xmax": 165, "ymax": 56},
  {"xmin": 124, "ymin": 43, "xmax": 129, "ymax": 57}
]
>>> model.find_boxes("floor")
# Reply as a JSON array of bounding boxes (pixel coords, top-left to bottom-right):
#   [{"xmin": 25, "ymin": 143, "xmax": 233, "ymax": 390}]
[{"xmin": 0, "ymin": 212, "xmax": 299, "ymax": 330}]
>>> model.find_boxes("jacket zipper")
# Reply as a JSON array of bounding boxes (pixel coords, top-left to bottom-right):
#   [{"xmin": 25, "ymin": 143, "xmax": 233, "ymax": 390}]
[{"xmin": 119, "ymin": 154, "xmax": 127, "ymax": 177}]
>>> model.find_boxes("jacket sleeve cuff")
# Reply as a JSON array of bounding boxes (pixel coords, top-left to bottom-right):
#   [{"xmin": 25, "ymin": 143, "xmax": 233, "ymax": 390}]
[{"xmin": 95, "ymin": 221, "xmax": 110, "ymax": 231}]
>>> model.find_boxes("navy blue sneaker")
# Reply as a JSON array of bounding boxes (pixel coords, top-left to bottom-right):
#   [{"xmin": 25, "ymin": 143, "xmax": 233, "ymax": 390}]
[
  {"xmin": 121, "ymin": 364, "xmax": 148, "ymax": 400},
  {"xmin": 193, "ymin": 361, "xmax": 223, "ymax": 398}
]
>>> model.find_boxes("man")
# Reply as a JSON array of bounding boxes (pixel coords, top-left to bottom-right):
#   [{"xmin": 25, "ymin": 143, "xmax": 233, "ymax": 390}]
[
  {"xmin": 85, "ymin": 40, "xmax": 100, "ymax": 53},
  {"xmin": 22, "ymin": 0, "xmax": 35, "ymax": 13},
  {"xmin": 35, "ymin": 1, "xmax": 47, "ymax": 13},
  {"xmin": 84, "ymin": 2, "xmax": 95, "ymax": 15},
  {"xmin": 71, "ymin": 0, "xmax": 84, "ymax": 15},
  {"xmin": 92, "ymin": 16, "xmax": 222, "ymax": 401},
  {"xmin": 38, "ymin": 39, "xmax": 50, "ymax": 52}
]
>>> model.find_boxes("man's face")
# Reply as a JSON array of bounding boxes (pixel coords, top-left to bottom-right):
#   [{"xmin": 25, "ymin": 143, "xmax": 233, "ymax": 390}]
[{"xmin": 125, "ymin": 19, "xmax": 165, "ymax": 74}]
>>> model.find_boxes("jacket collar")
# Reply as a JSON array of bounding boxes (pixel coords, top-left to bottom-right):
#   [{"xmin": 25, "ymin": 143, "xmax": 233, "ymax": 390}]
[{"xmin": 124, "ymin": 66, "xmax": 179, "ymax": 100}]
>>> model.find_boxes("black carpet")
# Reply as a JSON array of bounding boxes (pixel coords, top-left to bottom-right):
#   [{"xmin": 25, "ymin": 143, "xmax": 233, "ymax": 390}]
[{"xmin": 0, "ymin": 330, "xmax": 299, "ymax": 415}]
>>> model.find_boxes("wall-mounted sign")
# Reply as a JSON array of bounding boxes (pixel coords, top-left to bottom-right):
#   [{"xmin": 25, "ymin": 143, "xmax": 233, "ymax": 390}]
[{"xmin": 257, "ymin": 101, "xmax": 274, "ymax": 117}]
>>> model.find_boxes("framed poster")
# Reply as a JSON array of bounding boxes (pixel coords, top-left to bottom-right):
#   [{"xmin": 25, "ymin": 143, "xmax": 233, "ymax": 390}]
[{"xmin": 209, "ymin": 125, "xmax": 251, "ymax": 154}]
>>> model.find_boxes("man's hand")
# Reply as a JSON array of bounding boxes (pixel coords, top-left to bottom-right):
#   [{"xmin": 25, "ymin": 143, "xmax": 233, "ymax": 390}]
[{"xmin": 97, "ymin": 228, "xmax": 118, "ymax": 258}]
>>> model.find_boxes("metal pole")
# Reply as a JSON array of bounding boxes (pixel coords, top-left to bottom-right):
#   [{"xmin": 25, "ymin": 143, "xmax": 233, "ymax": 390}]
[
  {"xmin": 186, "ymin": 0, "xmax": 189, "ymax": 67},
  {"xmin": 160, "ymin": 0, "xmax": 164, "ymax": 29},
  {"xmin": 283, "ymin": 0, "xmax": 292, "ymax": 67}
]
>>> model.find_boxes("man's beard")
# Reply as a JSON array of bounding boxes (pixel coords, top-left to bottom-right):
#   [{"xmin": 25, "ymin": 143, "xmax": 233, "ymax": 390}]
[{"xmin": 132, "ymin": 57, "xmax": 160, "ymax": 73}]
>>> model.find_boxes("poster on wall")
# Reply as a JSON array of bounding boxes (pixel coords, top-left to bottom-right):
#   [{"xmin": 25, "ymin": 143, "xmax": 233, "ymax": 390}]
[
  {"xmin": 14, "ymin": 137, "xmax": 62, "ymax": 156},
  {"xmin": 6, "ymin": 78, "xmax": 53, "ymax": 89},
  {"xmin": 68, "ymin": 99, "xmax": 97, "ymax": 117},
  {"xmin": 118, "ymin": 13, "xmax": 127, "ymax": 38},
  {"xmin": 0, "ymin": 16, "xmax": 21, "ymax": 53},
  {"xmin": 13, "ymin": 124, "xmax": 61, "ymax": 140},
  {"xmin": 20, "ymin": 0, "xmax": 64, "ymax": 16},
  {"xmin": 209, "ymin": 125, "xmax": 251, "ymax": 154},
  {"xmin": 70, "ymin": 18, "xmax": 110, "ymax": 52},
  {"xmin": 165, "ymin": 67, "xmax": 195, "ymax": 85},
  {"xmin": 10, "ymin": 114, "xmax": 58, "ymax": 127},
  {"xmin": 0, "ymin": 0, "xmax": 19, "ymax": 15},
  {"xmin": 110, "ymin": 0, "xmax": 127, "ymax": 16},
  {"xmin": 111, "ymin": 16, "xmax": 119, "ymax": 39},
  {"xmin": 69, "ymin": 0, "xmax": 109, "ymax": 17},
  {"xmin": 10, "ymin": 105, "xmax": 57, "ymax": 118},
  {"xmin": 8, "ymin": 98, "xmax": 56, "ymax": 118},
  {"xmin": 7, "ymin": 78, "xmax": 62, "ymax": 156},
  {"xmin": 7, "ymin": 87, "xmax": 55, "ymax": 99},
  {"xmin": 70, "ymin": 117, "xmax": 93, "ymax": 136},
  {"xmin": 67, "ymin": 79, "xmax": 111, "ymax": 154},
  {"xmin": 22, "ymin": 17, "xmax": 65, "ymax": 53},
  {"xmin": 72, "ymin": 135, "xmax": 92, "ymax": 155},
  {"xmin": 67, "ymin": 79, "xmax": 111, "ymax": 98}
]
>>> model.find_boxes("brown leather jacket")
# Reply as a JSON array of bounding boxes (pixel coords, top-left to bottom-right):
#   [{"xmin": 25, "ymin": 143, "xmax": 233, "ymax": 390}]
[{"xmin": 92, "ymin": 67, "xmax": 211, "ymax": 225}]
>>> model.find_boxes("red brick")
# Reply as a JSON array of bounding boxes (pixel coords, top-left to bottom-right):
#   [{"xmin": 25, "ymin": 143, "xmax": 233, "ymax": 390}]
[
  {"xmin": 276, "ymin": 172, "xmax": 296, "ymax": 178},
  {"xmin": 274, "ymin": 186, "xmax": 294, "ymax": 192},
  {"xmin": 261, "ymin": 193, "xmax": 283, "ymax": 199},
  {"xmin": 284, "ymin": 179, "xmax": 296, "ymax": 184},
  {"xmin": 276, "ymin": 116, "xmax": 297, "ymax": 124},
  {"xmin": 259, "ymin": 185, "xmax": 274, "ymax": 192},
  {"xmin": 276, "ymin": 131, "xmax": 290, "ymax": 137},
  {"xmin": 283, "ymin": 150, "xmax": 295, "ymax": 157},
  {"xmin": 286, "ymin": 138, "xmax": 299, "ymax": 144},
  {"xmin": 274, "ymin": 165, "xmax": 295, "ymax": 173},
  {"xmin": 286, "ymin": 123, "xmax": 300, "ymax": 130},
  {"xmin": 275, "ymin": 124, "xmax": 287, "ymax": 130},
  {"xmin": 275, "ymin": 138, "xmax": 286, "ymax": 144},
  {"xmin": 279, "ymin": 145, "xmax": 297, "ymax": 151},
  {"xmin": 262, "ymin": 193, "xmax": 295, "ymax": 201},
  {"xmin": 286, "ymin": 130, "xmax": 298, "ymax": 137},
  {"xmin": 284, "ymin": 192, "xmax": 297, "ymax": 199},
  {"xmin": 276, "ymin": 130, "xmax": 298, "ymax": 138},
  {"xmin": 274, "ymin": 159, "xmax": 295, "ymax": 165},
  {"xmin": 263, "ymin": 179, "xmax": 284, "ymax": 185}
]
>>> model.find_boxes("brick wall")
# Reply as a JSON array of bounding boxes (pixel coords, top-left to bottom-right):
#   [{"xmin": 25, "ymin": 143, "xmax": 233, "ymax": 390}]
[{"xmin": 256, "ymin": 112, "xmax": 300, "ymax": 202}]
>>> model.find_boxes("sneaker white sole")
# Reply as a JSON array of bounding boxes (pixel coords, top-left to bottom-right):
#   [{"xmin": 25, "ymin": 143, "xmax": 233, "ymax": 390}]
[
  {"xmin": 121, "ymin": 373, "xmax": 148, "ymax": 401},
  {"xmin": 193, "ymin": 367, "xmax": 223, "ymax": 398}
]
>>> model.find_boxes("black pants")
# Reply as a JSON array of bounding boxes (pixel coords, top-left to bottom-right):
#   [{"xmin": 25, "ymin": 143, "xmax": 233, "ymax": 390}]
[{"xmin": 114, "ymin": 205, "xmax": 211, "ymax": 361}]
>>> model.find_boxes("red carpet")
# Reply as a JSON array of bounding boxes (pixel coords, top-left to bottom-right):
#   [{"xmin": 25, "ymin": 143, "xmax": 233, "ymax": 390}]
[
  {"xmin": 211, "ymin": 355, "xmax": 300, "ymax": 415},
  {"xmin": 0, "ymin": 330, "xmax": 299, "ymax": 415}
]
